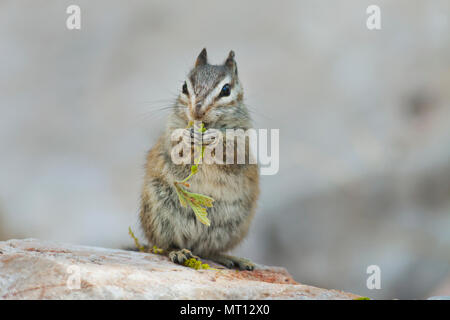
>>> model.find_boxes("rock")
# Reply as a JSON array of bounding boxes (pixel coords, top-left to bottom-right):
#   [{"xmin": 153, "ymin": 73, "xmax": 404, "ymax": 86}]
[{"xmin": 0, "ymin": 239, "xmax": 359, "ymax": 300}]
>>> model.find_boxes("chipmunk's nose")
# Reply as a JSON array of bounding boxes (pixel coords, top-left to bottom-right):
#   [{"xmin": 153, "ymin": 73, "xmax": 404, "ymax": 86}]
[{"xmin": 193, "ymin": 103, "xmax": 205, "ymax": 119}]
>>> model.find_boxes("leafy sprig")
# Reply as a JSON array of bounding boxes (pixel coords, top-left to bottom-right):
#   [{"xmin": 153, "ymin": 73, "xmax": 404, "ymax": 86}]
[
  {"xmin": 128, "ymin": 227, "xmax": 146, "ymax": 252},
  {"xmin": 128, "ymin": 227, "xmax": 164, "ymax": 253},
  {"xmin": 174, "ymin": 121, "xmax": 215, "ymax": 226}
]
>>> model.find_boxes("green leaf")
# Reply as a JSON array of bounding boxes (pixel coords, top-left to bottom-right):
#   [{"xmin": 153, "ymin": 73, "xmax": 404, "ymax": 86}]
[
  {"xmin": 174, "ymin": 185, "xmax": 188, "ymax": 207},
  {"xmin": 184, "ymin": 190, "xmax": 214, "ymax": 207},
  {"xmin": 189, "ymin": 201, "xmax": 211, "ymax": 226}
]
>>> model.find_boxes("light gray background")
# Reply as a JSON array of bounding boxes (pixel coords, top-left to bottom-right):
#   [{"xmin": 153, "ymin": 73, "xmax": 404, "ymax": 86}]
[{"xmin": 1, "ymin": 0, "xmax": 450, "ymax": 299}]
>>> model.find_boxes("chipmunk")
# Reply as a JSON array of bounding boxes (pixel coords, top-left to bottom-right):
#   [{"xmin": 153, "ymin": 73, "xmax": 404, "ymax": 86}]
[{"xmin": 139, "ymin": 49, "xmax": 259, "ymax": 270}]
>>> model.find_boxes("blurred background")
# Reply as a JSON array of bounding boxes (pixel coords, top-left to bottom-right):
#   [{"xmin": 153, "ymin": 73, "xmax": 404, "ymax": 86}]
[{"xmin": 1, "ymin": 0, "xmax": 449, "ymax": 299}]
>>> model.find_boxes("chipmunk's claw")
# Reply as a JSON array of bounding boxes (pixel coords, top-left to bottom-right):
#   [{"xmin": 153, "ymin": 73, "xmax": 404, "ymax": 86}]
[{"xmin": 169, "ymin": 248, "xmax": 199, "ymax": 265}]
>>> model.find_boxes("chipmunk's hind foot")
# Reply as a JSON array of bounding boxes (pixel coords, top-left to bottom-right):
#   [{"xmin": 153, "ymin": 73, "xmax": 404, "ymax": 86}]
[
  {"xmin": 208, "ymin": 254, "xmax": 255, "ymax": 271},
  {"xmin": 169, "ymin": 248, "xmax": 200, "ymax": 265}
]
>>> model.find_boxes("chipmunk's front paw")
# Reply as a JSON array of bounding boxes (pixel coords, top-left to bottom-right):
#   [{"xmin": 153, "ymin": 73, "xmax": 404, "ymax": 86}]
[{"xmin": 169, "ymin": 249, "xmax": 199, "ymax": 265}]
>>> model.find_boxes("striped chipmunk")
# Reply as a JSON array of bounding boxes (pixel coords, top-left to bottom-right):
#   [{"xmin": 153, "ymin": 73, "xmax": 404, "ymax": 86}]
[{"xmin": 140, "ymin": 48, "xmax": 259, "ymax": 270}]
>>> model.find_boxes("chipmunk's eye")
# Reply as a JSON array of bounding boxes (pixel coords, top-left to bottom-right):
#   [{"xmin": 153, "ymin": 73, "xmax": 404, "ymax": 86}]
[
  {"xmin": 219, "ymin": 84, "xmax": 231, "ymax": 97},
  {"xmin": 182, "ymin": 82, "xmax": 188, "ymax": 95}
]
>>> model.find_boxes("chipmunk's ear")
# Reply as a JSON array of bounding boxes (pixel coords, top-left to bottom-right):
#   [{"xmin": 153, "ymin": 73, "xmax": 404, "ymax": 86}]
[
  {"xmin": 224, "ymin": 50, "xmax": 238, "ymax": 75},
  {"xmin": 195, "ymin": 48, "xmax": 208, "ymax": 67}
]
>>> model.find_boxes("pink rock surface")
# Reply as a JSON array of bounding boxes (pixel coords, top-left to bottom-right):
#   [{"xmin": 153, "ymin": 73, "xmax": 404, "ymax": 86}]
[{"xmin": 0, "ymin": 239, "xmax": 359, "ymax": 300}]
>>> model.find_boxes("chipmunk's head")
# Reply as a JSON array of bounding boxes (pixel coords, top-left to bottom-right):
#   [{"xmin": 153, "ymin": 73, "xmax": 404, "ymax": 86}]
[{"xmin": 177, "ymin": 48, "xmax": 246, "ymax": 125}]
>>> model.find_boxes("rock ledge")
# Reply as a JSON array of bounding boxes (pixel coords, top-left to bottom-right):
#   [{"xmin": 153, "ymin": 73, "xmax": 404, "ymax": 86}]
[{"xmin": 0, "ymin": 239, "xmax": 359, "ymax": 300}]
